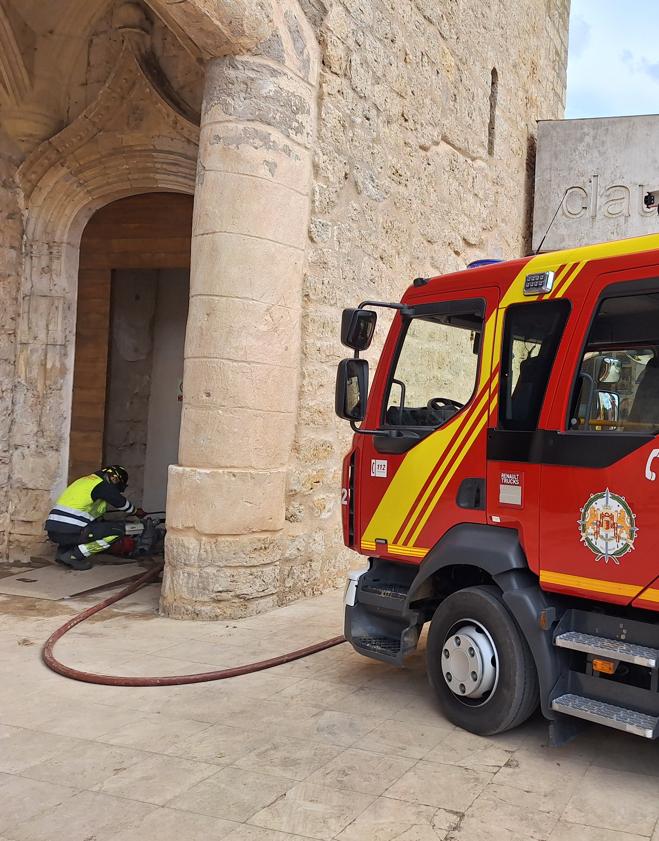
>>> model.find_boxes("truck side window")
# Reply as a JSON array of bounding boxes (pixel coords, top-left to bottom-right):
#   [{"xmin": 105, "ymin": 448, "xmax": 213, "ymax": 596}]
[
  {"xmin": 499, "ymin": 300, "xmax": 570, "ymax": 431},
  {"xmin": 570, "ymin": 290, "xmax": 659, "ymax": 433},
  {"xmin": 384, "ymin": 301, "xmax": 484, "ymax": 428}
]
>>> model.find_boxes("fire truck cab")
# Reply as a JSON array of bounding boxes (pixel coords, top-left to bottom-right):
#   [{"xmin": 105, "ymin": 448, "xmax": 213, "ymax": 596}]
[{"xmin": 336, "ymin": 234, "xmax": 659, "ymax": 743}]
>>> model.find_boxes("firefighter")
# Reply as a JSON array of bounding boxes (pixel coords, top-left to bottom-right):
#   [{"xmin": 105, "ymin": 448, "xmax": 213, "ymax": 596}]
[{"xmin": 45, "ymin": 466, "xmax": 145, "ymax": 570}]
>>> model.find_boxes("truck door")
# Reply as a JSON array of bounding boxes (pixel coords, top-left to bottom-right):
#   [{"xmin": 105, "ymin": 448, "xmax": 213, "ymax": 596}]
[
  {"xmin": 538, "ymin": 273, "xmax": 659, "ymax": 606},
  {"xmin": 486, "ymin": 299, "xmax": 572, "ymax": 568},
  {"xmin": 357, "ymin": 287, "xmax": 499, "ymax": 563}
]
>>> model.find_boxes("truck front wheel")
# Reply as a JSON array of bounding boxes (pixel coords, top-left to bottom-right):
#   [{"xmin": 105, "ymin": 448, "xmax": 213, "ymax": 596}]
[{"xmin": 426, "ymin": 585, "xmax": 539, "ymax": 735}]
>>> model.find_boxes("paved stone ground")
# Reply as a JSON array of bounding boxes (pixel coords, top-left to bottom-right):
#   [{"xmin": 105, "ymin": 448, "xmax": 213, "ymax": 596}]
[{"xmin": 0, "ymin": 569, "xmax": 658, "ymax": 841}]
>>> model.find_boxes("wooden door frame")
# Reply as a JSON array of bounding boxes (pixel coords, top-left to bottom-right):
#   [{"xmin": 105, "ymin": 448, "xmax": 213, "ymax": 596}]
[{"xmin": 69, "ymin": 193, "xmax": 193, "ymax": 480}]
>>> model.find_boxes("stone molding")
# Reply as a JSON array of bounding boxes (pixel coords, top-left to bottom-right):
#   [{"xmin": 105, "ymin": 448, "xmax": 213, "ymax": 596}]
[
  {"xmin": 18, "ymin": 42, "xmax": 199, "ymax": 244},
  {"xmin": 0, "ymin": 2, "xmax": 31, "ymax": 107}
]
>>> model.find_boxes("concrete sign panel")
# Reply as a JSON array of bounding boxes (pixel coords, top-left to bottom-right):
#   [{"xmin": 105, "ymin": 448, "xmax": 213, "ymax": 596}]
[{"xmin": 533, "ymin": 116, "xmax": 659, "ymax": 253}]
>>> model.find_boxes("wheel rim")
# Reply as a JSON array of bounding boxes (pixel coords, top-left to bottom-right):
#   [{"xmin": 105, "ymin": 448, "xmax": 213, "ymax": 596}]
[{"xmin": 440, "ymin": 619, "xmax": 499, "ymax": 707}]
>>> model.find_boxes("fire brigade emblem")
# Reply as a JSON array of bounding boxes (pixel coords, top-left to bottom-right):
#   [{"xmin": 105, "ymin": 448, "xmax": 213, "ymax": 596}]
[{"xmin": 578, "ymin": 488, "xmax": 637, "ymax": 564}]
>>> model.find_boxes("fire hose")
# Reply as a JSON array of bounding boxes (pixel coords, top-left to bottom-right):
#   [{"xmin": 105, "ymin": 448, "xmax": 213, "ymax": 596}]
[{"xmin": 42, "ymin": 562, "xmax": 346, "ymax": 686}]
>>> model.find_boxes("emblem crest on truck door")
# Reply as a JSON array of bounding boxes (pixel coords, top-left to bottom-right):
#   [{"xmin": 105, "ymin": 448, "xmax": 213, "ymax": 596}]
[{"xmin": 578, "ymin": 488, "xmax": 637, "ymax": 564}]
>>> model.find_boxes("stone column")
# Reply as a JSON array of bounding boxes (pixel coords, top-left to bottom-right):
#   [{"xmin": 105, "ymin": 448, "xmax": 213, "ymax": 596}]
[{"xmin": 161, "ymin": 51, "xmax": 317, "ymax": 618}]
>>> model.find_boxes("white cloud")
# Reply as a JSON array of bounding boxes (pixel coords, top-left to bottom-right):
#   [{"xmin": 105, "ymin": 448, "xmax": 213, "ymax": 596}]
[{"xmin": 567, "ymin": 0, "xmax": 659, "ymax": 118}]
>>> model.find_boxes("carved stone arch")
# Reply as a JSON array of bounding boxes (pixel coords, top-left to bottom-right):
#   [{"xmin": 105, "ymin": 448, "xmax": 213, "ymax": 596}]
[
  {"xmin": 6, "ymin": 40, "xmax": 200, "ymax": 556},
  {"xmin": 18, "ymin": 42, "xmax": 199, "ymax": 244}
]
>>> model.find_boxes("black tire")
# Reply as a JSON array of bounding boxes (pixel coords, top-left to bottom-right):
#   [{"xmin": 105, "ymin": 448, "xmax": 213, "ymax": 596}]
[{"xmin": 426, "ymin": 585, "xmax": 539, "ymax": 736}]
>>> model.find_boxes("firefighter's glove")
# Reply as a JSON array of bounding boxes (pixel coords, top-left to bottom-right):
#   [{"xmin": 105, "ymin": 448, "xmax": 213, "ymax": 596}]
[{"xmin": 135, "ymin": 508, "xmax": 147, "ymax": 519}]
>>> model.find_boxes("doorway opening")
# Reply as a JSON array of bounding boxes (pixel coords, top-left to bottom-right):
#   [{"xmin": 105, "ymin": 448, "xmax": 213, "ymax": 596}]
[{"xmin": 69, "ymin": 192, "xmax": 193, "ymax": 514}]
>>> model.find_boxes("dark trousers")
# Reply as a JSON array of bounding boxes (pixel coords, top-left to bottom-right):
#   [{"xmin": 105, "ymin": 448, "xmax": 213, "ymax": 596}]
[{"xmin": 47, "ymin": 520, "xmax": 125, "ymax": 559}]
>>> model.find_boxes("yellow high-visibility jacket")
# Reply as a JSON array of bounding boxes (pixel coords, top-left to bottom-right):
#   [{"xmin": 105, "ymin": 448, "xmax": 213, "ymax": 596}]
[{"xmin": 45, "ymin": 473, "xmax": 135, "ymax": 533}]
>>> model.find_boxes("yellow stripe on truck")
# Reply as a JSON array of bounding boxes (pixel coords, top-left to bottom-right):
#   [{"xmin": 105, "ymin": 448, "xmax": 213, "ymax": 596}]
[
  {"xmin": 540, "ymin": 569, "xmax": 642, "ymax": 598},
  {"xmin": 397, "ymin": 387, "xmax": 490, "ymax": 547},
  {"xmin": 406, "ymin": 409, "xmax": 490, "ymax": 547},
  {"xmin": 502, "ymin": 234, "xmax": 659, "ymax": 307},
  {"xmin": 360, "ymin": 540, "xmax": 427, "ymax": 558}
]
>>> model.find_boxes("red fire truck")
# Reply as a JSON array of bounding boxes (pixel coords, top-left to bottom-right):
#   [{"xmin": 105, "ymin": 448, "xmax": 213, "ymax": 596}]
[{"xmin": 336, "ymin": 234, "xmax": 659, "ymax": 743}]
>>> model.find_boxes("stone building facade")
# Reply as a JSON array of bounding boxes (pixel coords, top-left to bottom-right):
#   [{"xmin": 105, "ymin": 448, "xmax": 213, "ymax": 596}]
[{"xmin": 0, "ymin": 0, "xmax": 570, "ymax": 618}]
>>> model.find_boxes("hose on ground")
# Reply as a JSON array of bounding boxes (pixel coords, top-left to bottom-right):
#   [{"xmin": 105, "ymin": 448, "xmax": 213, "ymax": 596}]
[{"xmin": 42, "ymin": 562, "xmax": 346, "ymax": 686}]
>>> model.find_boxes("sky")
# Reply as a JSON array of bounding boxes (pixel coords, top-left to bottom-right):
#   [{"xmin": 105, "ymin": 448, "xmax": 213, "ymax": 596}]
[{"xmin": 567, "ymin": 0, "xmax": 659, "ymax": 118}]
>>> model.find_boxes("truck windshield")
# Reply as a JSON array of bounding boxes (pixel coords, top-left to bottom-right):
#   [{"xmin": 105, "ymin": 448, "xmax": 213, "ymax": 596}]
[{"xmin": 384, "ymin": 301, "xmax": 484, "ymax": 428}]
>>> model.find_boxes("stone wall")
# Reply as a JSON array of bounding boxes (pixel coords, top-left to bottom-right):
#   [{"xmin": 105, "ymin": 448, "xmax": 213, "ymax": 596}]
[
  {"xmin": 280, "ymin": 0, "xmax": 571, "ymax": 604},
  {"xmin": 0, "ymin": 130, "xmax": 24, "ymax": 559}
]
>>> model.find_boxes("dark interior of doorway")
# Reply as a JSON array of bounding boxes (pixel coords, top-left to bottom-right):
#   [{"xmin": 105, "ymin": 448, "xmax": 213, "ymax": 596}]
[{"xmin": 104, "ymin": 267, "xmax": 188, "ymax": 510}]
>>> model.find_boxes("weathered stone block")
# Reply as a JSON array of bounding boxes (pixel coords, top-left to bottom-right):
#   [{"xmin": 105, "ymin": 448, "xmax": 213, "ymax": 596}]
[
  {"xmin": 167, "ymin": 465, "xmax": 286, "ymax": 534},
  {"xmin": 183, "ymin": 357, "xmax": 297, "ymax": 414},
  {"xmin": 202, "ymin": 57, "xmax": 315, "ymax": 147},
  {"xmin": 198, "ymin": 123, "xmax": 312, "ymax": 194},
  {"xmin": 193, "ymin": 170, "xmax": 310, "ymax": 249},
  {"xmin": 189, "ymin": 230, "xmax": 304, "ymax": 309},
  {"xmin": 10, "ymin": 447, "xmax": 61, "ymax": 491},
  {"xmin": 159, "ymin": 534, "xmax": 281, "ymax": 619},
  {"xmin": 7, "ymin": 532, "xmax": 51, "ymax": 562},
  {"xmin": 184, "ymin": 295, "xmax": 300, "ymax": 368},
  {"xmin": 278, "ymin": 556, "xmax": 324, "ymax": 604},
  {"xmin": 9, "ymin": 488, "xmax": 52, "ymax": 522},
  {"xmin": 179, "ymin": 405, "xmax": 295, "ymax": 470}
]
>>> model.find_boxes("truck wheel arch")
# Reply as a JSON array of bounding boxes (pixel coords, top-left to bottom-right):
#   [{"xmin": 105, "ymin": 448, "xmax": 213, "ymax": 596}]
[
  {"xmin": 408, "ymin": 523, "xmax": 562, "ymax": 719},
  {"xmin": 407, "ymin": 523, "xmax": 528, "ymax": 602}
]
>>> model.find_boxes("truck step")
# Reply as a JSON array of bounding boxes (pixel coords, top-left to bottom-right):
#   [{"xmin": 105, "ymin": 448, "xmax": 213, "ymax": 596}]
[
  {"xmin": 552, "ymin": 693, "xmax": 659, "ymax": 739},
  {"xmin": 361, "ymin": 583, "xmax": 408, "ymax": 601},
  {"xmin": 357, "ymin": 582, "xmax": 411, "ymax": 615},
  {"xmin": 555, "ymin": 631, "xmax": 659, "ymax": 668},
  {"xmin": 352, "ymin": 635, "xmax": 401, "ymax": 657}
]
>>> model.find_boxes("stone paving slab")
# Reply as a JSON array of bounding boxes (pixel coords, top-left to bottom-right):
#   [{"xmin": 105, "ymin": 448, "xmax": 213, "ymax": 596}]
[
  {"xmin": 0, "ymin": 583, "xmax": 657, "ymax": 841},
  {"xmin": 0, "ymin": 562, "xmax": 146, "ymax": 601}
]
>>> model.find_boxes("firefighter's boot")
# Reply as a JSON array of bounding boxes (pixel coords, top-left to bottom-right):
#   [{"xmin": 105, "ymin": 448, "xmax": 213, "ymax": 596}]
[{"xmin": 55, "ymin": 546, "xmax": 93, "ymax": 571}]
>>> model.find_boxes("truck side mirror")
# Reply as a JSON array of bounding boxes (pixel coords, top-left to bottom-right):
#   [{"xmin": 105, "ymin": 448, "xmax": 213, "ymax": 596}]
[
  {"xmin": 596, "ymin": 356, "xmax": 621, "ymax": 385},
  {"xmin": 335, "ymin": 358, "xmax": 369, "ymax": 421},
  {"xmin": 341, "ymin": 308, "xmax": 377, "ymax": 351},
  {"xmin": 595, "ymin": 390, "xmax": 620, "ymax": 424}
]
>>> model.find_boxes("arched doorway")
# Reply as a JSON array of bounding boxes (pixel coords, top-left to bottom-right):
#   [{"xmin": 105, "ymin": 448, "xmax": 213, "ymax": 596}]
[{"xmin": 69, "ymin": 192, "xmax": 193, "ymax": 513}]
